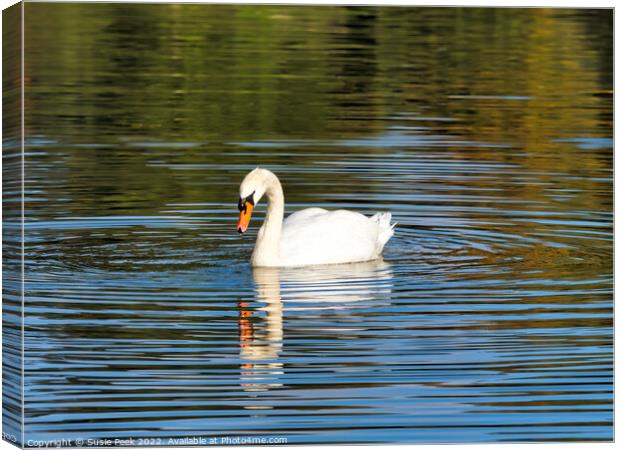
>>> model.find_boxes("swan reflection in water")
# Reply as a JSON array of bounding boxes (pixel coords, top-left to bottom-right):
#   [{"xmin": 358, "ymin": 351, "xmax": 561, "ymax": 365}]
[{"xmin": 238, "ymin": 259, "xmax": 393, "ymax": 396}]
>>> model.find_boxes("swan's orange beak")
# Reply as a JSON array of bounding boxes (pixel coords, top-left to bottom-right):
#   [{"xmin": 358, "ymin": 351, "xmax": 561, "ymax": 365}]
[{"xmin": 237, "ymin": 201, "xmax": 253, "ymax": 234}]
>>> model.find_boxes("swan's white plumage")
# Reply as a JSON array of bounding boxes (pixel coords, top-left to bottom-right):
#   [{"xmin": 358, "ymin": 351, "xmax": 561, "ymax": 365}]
[
  {"xmin": 238, "ymin": 168, "xmax": 395, "ymax": 267},
  {"xmin": 281, "ymin": 210, "xmax": 393, "ymax": 267},
  {"xmin": 282, "ymin": 207, "xmax": 328, "ymax": 226}
]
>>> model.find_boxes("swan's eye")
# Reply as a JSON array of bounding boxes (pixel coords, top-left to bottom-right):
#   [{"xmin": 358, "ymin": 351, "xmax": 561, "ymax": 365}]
[{"xmin": 238, "ymin": 191, "xmax": 255, "ymax": 212}]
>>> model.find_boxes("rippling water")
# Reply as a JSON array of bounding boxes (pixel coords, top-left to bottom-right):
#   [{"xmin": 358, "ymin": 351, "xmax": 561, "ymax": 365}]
[{"xmin": 3, "ymin": 3, "xmax": 613, "ymax": 445}]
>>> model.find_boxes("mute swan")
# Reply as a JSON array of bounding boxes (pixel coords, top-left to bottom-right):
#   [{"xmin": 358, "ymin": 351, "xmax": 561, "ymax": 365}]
[{"xmin": 237, "ymin": 168, "xmax": 395, "ymax": 267}]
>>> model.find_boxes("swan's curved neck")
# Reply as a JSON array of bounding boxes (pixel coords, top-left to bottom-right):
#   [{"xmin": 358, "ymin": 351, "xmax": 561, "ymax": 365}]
[{"xmin": 252, "ymin": 174, "xmax": 284, "ymax": 267}]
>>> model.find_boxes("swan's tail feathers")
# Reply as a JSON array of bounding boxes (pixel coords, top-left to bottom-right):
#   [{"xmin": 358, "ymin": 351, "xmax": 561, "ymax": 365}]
[{"xmin": 371, "ymin": 212, "xmax": 396, "ymax": 252}]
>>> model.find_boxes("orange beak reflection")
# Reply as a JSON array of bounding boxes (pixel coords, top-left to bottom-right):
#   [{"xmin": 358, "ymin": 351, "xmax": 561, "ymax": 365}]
[{"xmin": 237, "ymin": 202, "xmax": 253, "ymax": 233}]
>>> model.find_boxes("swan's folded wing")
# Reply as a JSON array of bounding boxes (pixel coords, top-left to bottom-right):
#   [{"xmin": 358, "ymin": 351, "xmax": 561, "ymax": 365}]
[
  {"xmin": 280, "ymin": 210, "xmax": 382, "ymax": 266},
  {"xmin": 283, "ymin": 207, "xmax": 328, "ymax": 226}
]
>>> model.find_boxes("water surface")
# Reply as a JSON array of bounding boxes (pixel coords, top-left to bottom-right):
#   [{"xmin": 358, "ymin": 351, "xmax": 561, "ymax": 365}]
[{"xmin": 6, "ymin": 4, "xmax": 614, "ymax": 445}]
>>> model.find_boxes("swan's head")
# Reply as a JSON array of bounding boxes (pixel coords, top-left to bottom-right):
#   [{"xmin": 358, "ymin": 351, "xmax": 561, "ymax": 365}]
[{"xmin": 237, "ymin": 168, "xmax": 272, "ymax": 233}]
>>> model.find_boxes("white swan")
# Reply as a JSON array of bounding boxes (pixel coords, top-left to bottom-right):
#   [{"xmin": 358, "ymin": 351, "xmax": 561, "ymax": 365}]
[{"xmin": 236, "ymin": 168, "xmax": 395, "ymax": 267}]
